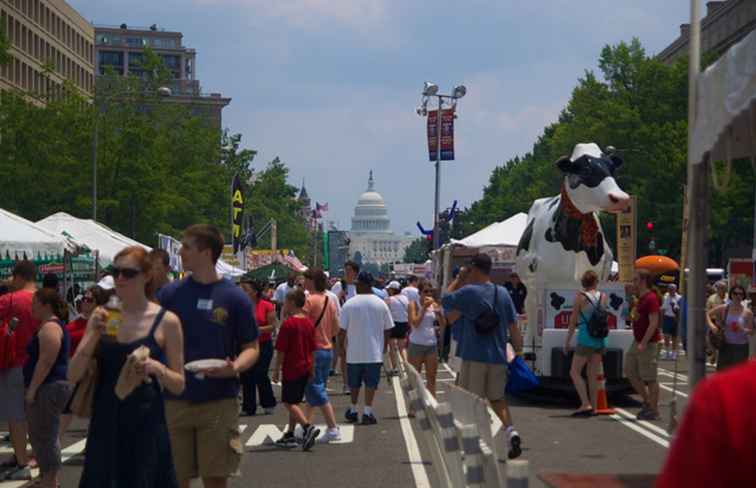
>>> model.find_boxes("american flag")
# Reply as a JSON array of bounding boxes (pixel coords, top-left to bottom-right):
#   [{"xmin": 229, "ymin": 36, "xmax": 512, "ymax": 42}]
[{"xmin": 316, "ymin": 202, "xmax": 329, "ymax": 213}]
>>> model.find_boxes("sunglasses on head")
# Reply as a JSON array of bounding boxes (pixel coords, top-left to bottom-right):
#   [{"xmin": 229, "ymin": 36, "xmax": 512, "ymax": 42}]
[{"xmin": 111, "ymin": 267, "xmax": 141, "ymax": 279}]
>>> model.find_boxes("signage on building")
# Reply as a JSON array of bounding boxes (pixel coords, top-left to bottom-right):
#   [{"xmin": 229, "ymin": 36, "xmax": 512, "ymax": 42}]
[
  {"xmin": 427, "ymin": 108, "xmax": 455, "ymax": 161},
  {"xmin": 616, "ymin": 196, "xmax": 637, "ymax": 283}
]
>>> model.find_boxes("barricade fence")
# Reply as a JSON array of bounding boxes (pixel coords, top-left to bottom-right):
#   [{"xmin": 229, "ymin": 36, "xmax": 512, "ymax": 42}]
[{"xmin": 390, "ymin": 348, "xmax": 529, "ymax": 488}]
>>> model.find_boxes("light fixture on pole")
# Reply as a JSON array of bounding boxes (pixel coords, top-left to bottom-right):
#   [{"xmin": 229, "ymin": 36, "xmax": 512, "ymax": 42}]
[{"xmin": 416, "ymin": 82, "xmax": 467, "ymax": 252}]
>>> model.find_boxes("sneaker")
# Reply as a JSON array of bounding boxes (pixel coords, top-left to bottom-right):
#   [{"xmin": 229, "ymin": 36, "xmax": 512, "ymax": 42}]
[
  {"xmin": 669, "ymin": 351, "xmax": 677, "ymax": 361},
  {"xmin": 637, "ymin": 403, "xmax": 651, "ymax": 419},
  {"xmin": 344, "ymin": 409, "xmax": 359, "ymax": 423},
  {"xmin": 3, "ymin": 464, "xmax": 32, "ymax": 481},
  {"xmin": 329, "ymin": 370, "xmax": 337, "ymax": 377},
  {"xmin": 274, "ymin": 433, "xmax": 298, "ymax": 449},
  {"xmin": 302, "ymin": 425, "xmax": 321, "ymax": 451},
  {"xmin": 321, "ymin": 428, "xmax": 342, "ymax": 443},
  {"xmin": 507, "ymin": 431, "xmax": 522, "ymax": 459},
  {"xmin": 637, "ymin": 409, "xmax": 661, "ymax": 421},
  {"xmin": 342, "ymin": 385, "xmax": 351, "ymax": 395},
  {"xmin": 361, "ymin": 413, "xmax": 378, "ymax": 425}
]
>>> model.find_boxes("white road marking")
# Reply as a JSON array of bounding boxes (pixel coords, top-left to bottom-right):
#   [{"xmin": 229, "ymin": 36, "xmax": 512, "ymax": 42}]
[
  {"xmin": 609, "ymin": 414, "xmax": 669, "ymax": 448},
  {"xmin": 614, "ymin": 408, "xmax": 671, "ymax": 439},
  {"xmin": 658, "ymin": 369, "xmax": 688, "ymax": 382},
  {"xmin": 659, "ymin": 382, "xmax": 689, "ymax": 398},
  {"xmin": 391, "ymin": 375, "xmax": 431, "ymax": 488}
]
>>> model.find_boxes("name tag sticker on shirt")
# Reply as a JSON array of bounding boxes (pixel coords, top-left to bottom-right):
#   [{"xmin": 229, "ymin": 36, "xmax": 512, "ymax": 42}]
[{"xmin": 197, "ymin": 299, "xmax": 214, "ymax": 311}]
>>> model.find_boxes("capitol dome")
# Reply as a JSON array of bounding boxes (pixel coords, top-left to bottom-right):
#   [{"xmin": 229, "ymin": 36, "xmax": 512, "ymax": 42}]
[{"xmin": 351, "ymin": 171, "xmax": 390, "ymax": 232}]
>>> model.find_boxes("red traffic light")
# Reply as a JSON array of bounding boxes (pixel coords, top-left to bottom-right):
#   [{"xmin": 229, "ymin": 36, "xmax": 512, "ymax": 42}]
[
  {"xmin": 426, "ymin": 234, "xmax": 433, "ymax": 241},
  {"xmin": 646, "ymin": 221, "xmax": 654, "ymax": 231}
]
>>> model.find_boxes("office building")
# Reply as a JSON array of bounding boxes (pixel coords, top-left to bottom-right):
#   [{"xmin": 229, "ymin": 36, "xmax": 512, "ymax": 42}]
[{"xmin": 0, "ymin": 0, "xmax": 94, "ymax": 100}]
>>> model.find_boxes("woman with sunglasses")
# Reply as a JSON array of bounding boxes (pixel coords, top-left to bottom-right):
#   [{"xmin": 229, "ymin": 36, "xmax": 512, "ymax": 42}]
[
  {"xmin": 706, "ymin": 285, "xmax": 754, "ymax": 371},
  {"xmin": 407, "ymin": 284, "xmax": 445, "ymax": 402},
  {"xmin": 69, "ymin": 246, "xmax": 185, "ymax": 487},
  {"xmin": 239, "ymin": 278, "xmax": 278, "ymax": 416}
]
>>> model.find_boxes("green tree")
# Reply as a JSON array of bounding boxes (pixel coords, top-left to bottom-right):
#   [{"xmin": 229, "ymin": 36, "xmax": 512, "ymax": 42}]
[
  {"xmin": 403, "ymin": 238, "xmax": 429, "ymax": 264},
  {"xmin": 0, "ymin": 25, "xmax": 11, "ymax": 66}
]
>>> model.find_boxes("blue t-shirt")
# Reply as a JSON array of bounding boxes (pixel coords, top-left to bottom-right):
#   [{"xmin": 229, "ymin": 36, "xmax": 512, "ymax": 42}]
[
  {"xmin": 158, "ymin": 276, "xmax": 258, "ymax": 403},
  {"xmin": 442, "ymin": 283, "xmax": 516, "ymax": 364}
]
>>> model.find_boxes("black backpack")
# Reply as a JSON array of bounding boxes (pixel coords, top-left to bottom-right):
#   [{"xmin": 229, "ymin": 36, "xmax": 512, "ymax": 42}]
[
  {"xmin": 580, "ymin": 292, "xmax": 609, "ymax": 339},
  {"xmin": 474, "ymin": 284, "xmax": 500, "ymax": 335}
]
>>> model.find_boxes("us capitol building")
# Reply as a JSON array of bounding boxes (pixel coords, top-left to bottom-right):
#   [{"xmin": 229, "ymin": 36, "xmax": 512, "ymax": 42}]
[{"xmin": 348, "ymin": 171, "xmax": 415, "ymax": 265}]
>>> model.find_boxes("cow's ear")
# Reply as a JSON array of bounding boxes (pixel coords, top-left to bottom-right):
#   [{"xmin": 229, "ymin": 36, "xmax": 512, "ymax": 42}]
[
  {"xmin": 610, "ymin": 155, "xmax": 624, "ymax": 170},
  {"xmin": 555, "ymin": 156, "xmax": 574, "ymax": 173}
]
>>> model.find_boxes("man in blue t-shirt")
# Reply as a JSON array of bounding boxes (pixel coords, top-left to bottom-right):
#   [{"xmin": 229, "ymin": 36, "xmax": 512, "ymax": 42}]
[
  {"xmin": 442, "ymin": 253, "xmax": 523, "ymax": 460},
  {"xmin": 158, "ymin": 224, "xmax": 259, "ymax": 488}
]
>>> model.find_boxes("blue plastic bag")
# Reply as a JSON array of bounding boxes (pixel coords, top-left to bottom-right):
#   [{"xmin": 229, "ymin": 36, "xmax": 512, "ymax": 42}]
[{"xmin": 506, "ymin": 356, "xmax": 539, "ymax": 395}]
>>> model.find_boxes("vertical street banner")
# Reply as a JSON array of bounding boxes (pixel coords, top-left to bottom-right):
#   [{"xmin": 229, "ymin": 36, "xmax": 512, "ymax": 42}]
[
  {"xmin": 427, "ymin": 108, "xmax": 455, "ymax": 161},
  {"xmin": 323, "ymin": 231, "xmax": 330, "ymax": 271},
  {"xmin": 231, "ymin": 174, "xmax": 244, "ymax": 253},
  {"xmin": 616, "ymin": 195, "xmax": 637, "ymax": 283}
]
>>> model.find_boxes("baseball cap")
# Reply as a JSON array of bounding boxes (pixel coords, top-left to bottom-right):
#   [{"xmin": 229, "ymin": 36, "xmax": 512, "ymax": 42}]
[
  {"xmin": 97, "ymin": 275, "xmax": 115, "ymax": 290},
  {"xmin": 386, "ymin": 280, "xmax": 401, "ymax": 290},
  {"xmin": 357, "ymin": 271, "xmax": 374, "ymax": 286}
]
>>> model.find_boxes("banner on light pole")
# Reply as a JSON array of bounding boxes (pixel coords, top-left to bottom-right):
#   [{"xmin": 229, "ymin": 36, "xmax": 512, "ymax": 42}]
[
  {"xmin": 231, "ymin": 174, "xmax": 244, "ymax": 253},
  {"xmin": 427, "ymin": 108, "xmax": 455, "ymax": 161}
]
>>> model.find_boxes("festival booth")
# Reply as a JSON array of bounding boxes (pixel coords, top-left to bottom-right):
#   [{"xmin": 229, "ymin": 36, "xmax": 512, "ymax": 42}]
[
  {"xmin": 37, "ymin": 212, "xmax": 246, "ymax": 279},
  {"xmin": 434, "ymin": 212, "xmax": 528, "ymax": 291}
]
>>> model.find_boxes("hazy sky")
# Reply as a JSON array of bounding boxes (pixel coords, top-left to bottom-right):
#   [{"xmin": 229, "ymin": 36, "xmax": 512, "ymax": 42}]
[{"xmin": 71, "ymin": 0, "xmax": 698, "ymax": 235}]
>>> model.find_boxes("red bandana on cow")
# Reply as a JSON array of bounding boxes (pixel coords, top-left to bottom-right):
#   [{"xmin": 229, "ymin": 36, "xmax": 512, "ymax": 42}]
[{"xmin": 560, "ymin": 184, "xmax": 599, "ymax": 248}]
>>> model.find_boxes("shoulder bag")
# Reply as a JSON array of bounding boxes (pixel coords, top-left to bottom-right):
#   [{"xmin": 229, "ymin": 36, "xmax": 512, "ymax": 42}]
[{"xmin": 708, "ymin": 305, "xmax": 729, "ymax": 351}]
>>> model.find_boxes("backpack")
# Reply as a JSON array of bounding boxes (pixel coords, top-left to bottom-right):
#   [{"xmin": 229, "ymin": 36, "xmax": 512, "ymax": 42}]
[
  {"xmin": 474, "ymin": 284, "xmax": 500, "ymax": 335},
  {"xmin": 580, "ymin": 291, "xmax": 610, "ymax": 339}
]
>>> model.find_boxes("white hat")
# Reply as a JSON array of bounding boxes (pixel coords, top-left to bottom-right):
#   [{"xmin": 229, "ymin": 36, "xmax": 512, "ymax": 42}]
[
  {"xmin": 387, "ymin": 280, "xmax": 401, "ymax": 290},
  {"xmin": 97, "ymin": 275, "xmax": 115, "ymax": 290}
]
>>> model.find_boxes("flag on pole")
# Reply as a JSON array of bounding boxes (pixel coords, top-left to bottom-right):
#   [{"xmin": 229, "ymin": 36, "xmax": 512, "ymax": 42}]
[{"xmin": 316, "ymin": 202, "xmax": 329, "ymax": 213}]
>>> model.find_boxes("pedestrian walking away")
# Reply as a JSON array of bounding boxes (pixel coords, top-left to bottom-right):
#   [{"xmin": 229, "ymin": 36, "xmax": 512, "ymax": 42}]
[
  {"xmin": 69, "ymin": 246, "xmax": 186, "ymax": 488},
  {"xmin": 385, "ymin": 280, "xmax": 410, "ymax": 376},
  {"xmin": 158, "ymin": 225, "xmax": 260, "ymax": 488},
  {"xmin": 302, "ymin": 269, "xmax": 342, "ymax": 443},
  {"xmin": 239, "ymin": 279, "xmax": 278, "ymax": 416},
  {"xmin": 0, "ymin": 260, "xmax": 38, "ymax": 482},
  {"xmin": 339, "ymin": 271, "xmax": 394, "ymax": 425},
  {"xmin": 331, "ymin": 260, "xmax": 359, "ymax": 392},
  {"xmin": 442, "ymin": 253, "xmax": 524, "ymax": 459},
  {"xmin": 564, "ymin": 270, "xmax": 607, "ymax": 416},
  {"xmin": 271, "ymin": 288, "xmax": 320, "ymax": 451},
  {"xmin": 624, "ymin": 269, "xmax": 661, "ymax": 421},
  {"xmin": 706, "ymin": 285, "xmax": 753, "ymax": 372},
  {"xmin": 660, "ymin": 284, "xmax": 682, "ymax": 360}
]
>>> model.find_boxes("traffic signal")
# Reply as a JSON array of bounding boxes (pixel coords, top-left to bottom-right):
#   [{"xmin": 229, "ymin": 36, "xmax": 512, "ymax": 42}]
[
  {"xmin": 426, "ymin": 234, "xmax": 433, "ymax": 254},
  {"xmin": 646, "ymin": 221, "xmax": 654, "ymax": 232}
]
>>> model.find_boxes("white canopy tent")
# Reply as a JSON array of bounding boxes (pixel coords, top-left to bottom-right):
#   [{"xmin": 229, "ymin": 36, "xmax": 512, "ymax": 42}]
[
  {"xmin": 0, "ymin": 208, "xmax": 77, "ymax": 259},
  {"xmin": 36, "ymin": 212, "xmax": 245, "ymax": 278},
  {"xmin": 450, "ymin": 212, "xmax": 529, "ymax": 248}
]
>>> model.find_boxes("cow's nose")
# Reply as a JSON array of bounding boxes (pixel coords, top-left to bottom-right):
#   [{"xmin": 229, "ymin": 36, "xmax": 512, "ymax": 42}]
[{"xmin": 608, "ymin": 192, "xmax": 630, "ymax": 210}]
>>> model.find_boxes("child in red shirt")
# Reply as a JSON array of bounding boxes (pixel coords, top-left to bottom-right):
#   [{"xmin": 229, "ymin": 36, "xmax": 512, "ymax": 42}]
[{"xmin": 272, "ymin": 288, "xmax": 319, "ymax": 451}]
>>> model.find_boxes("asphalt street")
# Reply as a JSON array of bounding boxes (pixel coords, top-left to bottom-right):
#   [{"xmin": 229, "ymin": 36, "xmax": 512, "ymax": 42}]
[{"xmin": 0, "ymin": 354, "xmax": 709, "ymax": 488}]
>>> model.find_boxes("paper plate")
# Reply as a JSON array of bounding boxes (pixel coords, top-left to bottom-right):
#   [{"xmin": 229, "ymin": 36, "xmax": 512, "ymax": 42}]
[{"xmin": 185, "ymin": 359, "xmax": 227, "ymax": 373}]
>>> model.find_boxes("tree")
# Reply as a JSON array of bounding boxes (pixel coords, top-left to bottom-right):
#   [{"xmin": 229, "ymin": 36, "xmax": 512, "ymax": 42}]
[
  {"xmin": 0, "ymin": 25, "xmax": 11, "ymax": 67},
  {"xmin": 403, "ymin": 238, "xmax": 429, "ymax": 264}
]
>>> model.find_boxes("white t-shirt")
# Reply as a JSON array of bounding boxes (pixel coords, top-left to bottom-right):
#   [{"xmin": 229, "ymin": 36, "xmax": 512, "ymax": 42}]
[
  {"xmin": 401, "ymin": 286, "xmax": 421, "ymax": 307},
  {"xmin": 662, "ymin": 293, "xmax": 682, "ymax": 318},
  {"xmin": 340, "ymin": 294, "xmax": 394, "ymax": 363},
  {"xmin": 273, "ymin": 282, "xmax": 290, "ymax": 303},
  {"xmin": 386, "ymin": 294, "xmax": 409, "ymax": 323},
  {"xmin": 410, "ymin": 304, "xmax": 438, "ymax": 346},
  {"xmin": 331, "ymin": 281, "xmax": 357, "ymax": 303}
]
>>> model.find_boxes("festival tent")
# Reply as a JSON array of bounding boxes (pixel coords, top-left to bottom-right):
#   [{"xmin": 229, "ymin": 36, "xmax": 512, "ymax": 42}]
[
  {"xmin": 36, "ymin": 212, "xmax": 246, "ymax": 278},
  {"xmin": 450, "ymin": 212, "xmax": 529, "ymax": 248},
  {"xmin": 0, "ymin": 208, "xmax": 79, "ymax": 260}
]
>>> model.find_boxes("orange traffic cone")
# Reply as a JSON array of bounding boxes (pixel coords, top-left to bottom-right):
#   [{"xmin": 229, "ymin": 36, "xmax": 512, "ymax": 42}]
[{"xmin": 593, "ymin": 361, "xmax": 616, "ymax": 415}]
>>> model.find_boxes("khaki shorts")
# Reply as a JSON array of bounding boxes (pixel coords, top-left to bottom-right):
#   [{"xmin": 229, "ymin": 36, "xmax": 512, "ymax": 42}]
[
  {"xmin": 624, "ymin": 341, "xmax": 659, "ymax": 383},
  {"xmin": 457, "ymin": 360, "xmax": 508, "ymax": 402},
  {"xmin": 165, "ymin": 398, "xmax": 243, "ymax": 481}
]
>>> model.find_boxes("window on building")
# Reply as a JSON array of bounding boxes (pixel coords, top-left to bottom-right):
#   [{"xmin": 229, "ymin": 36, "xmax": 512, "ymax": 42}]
[{"xmin": 126, "ymin": 37, "xmax": 144, "ymax": 48}]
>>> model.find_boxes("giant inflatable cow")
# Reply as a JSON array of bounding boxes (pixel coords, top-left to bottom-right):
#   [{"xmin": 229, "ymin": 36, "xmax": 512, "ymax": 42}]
[{"xmin": 516, "ymin": 143, "xmax": 630, "ymax": 285}]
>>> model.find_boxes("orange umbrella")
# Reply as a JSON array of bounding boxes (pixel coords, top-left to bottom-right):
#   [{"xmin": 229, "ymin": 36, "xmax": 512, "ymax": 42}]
[{"xmin": 635, "ymin": 255, "xmax": 680, "ymax": 275}]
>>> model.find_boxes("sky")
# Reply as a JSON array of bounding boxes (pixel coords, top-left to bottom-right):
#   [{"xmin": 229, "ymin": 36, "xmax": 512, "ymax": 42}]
[{"xmin": 70, "ymin": 0, "xmax": 699, "ymax": 236}]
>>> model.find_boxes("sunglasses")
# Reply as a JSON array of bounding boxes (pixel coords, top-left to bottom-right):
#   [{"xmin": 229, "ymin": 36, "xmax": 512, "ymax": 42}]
[{"xmin": 111, "ymin": 267, "xmax": 141, "ymax": 279}]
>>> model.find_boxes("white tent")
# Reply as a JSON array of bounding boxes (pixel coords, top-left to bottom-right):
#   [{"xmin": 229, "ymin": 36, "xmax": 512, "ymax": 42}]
[
  {"xmin": 450, "ymin": 212, "xmax": 529, "ymax": 248},
  {"xmin": 0, "ymin": 208, "xmax": 77, "ymax": 259},
  {"xmin": 36, "ymin": 212, "xmax": 246, "ymax": 278}
]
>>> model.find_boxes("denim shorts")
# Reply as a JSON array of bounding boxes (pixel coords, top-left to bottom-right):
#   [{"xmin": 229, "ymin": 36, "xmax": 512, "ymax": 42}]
[
  {"xmin": 305, "ymin": 349, "xmax": 333, "ymax": 407},
  {"xmin": 347, "ymin": 362, "xmax": 382, "ymax": 390}
]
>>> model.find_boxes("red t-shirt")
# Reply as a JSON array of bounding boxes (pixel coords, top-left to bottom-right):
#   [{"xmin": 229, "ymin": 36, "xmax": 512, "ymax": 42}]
[
  {"xmin": 65, "ymin": 317, "xmax": 88, "ymax": 356},
  {"xmin": 656, "ymin": 361, "xmax": 756, "ymax": 488},
  {"xmin": 274, "ymin": 315, "xmax": 315, "ymax": 382},
  {"xmin": 255, "ymin": 299, "xmax": 275, "ymax": 343},
  {"xmin": 0, "ymin": 290, "xmax": 38, "ymax": 368},
  {"xmin": 632, "ymin": 291, "xmax": 661, "ymax": 343}
]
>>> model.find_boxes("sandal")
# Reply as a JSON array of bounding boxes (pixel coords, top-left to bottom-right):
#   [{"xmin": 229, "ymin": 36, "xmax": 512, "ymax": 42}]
[{"xmin": 570, "ymin": 409, "xmax": 595, "ymax": 417}]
